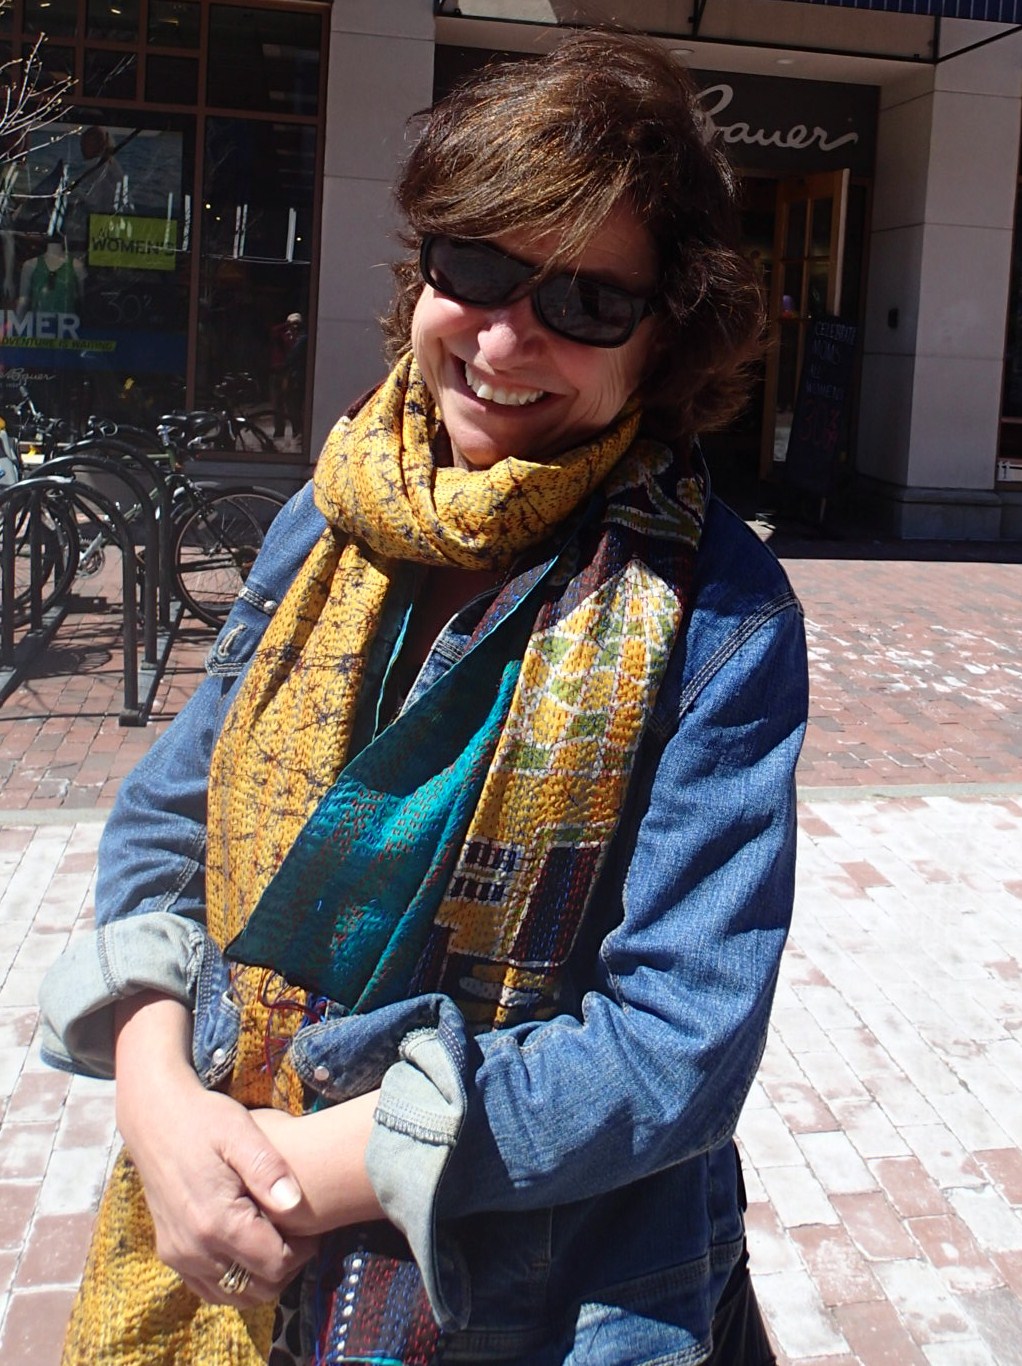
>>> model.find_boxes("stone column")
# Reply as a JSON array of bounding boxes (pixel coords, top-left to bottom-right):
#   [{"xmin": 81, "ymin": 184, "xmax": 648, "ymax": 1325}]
[
  {"xmin": 310, "ymin": 0, "xmax": 435, "ymax": 456},
  {"xmin": 859, "ymin": 32, "xmax": 1021, "ymax": 537}
]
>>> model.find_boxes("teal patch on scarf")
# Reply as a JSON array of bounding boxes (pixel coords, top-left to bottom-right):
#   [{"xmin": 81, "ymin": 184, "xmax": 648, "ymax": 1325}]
[{"xmin": 226, "ymin": 576, "xmax": 542, "ymax": 1012}]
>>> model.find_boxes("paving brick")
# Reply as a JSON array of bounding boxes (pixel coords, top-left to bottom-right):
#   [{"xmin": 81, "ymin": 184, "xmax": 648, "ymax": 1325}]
[
  {"xmin": 0, "ymin": 1122, "xmax": 55, "ymax": 1180},
  {"xmin": 790, "ymin": 1224, "xmax": 884, "ymax": 1306},
  {"xmin": 3, "ymin": 1068, "xmax": 70, "ymax": 1123},
  {"xmin": 870, "ymin": 1155, "xmax": 949, "ymax": 1219},
  {"xmin": 753, "ymin": 1266, "xmax": 849, "ymax": 1360},
  {"xmin": 0, "ymin": 1181, "xmax": 38, "ymax": 1250},
  {"xmin": 761, "ymin": 1078, "xmax": 839, "ymax": 1135},
  {"xmin": 833, "ymin": 1299, "xmax": 929, "ymax": 1364},
  {"xmin": 797, "ymin": 1130, "xmax": 877, "ymax": 1196},
  {"xmin": 831, "ymin": 1192, "xmax": 921, "ymax": 1262},
  {"xmin": 959, "ymin": 1287, "xmax": 1022, "ymax": 1364},
  {"xmin": 906, "ymin": 1213, "xmax": 1006, "ymax": 1295},
  {"xmin": 744, "ymin": 1200, "xmax": 804, "ymax": 1275},
  {"xmin": 946, "ymin": 1186, "xmax": 1022, "ymax": 1255},
  {"xmin": 0, "ymin": 1287, "xmax": 77, "ymax": 1366},
  {"xmin": 921, "ymin": 1339, "xmax": 1000, "ymax": 1365},
  {"xmin": 758, "ymin": 1164, "xmax": 839, "ymax": 1230},
  {"xmin": 14, "ymin": 1212, "xmax": 98, "ymax": 1290},
  {"xmin": 830, "ymin": 1098, "xmax": 911, "ymax": 1161}
]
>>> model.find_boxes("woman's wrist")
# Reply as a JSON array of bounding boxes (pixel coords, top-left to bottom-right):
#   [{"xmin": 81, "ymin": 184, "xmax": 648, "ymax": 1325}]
[
  {"xmin": 249, "ymin": 1092, "xmax": 384, "ymax": 1235},
  {"xmin": 114, "ymin": 992, "xmax": 202, "ymax": 1138}
]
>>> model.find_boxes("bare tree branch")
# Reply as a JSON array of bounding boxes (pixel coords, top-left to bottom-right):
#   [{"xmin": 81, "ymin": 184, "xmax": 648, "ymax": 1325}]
[{"xmin": 1, "ymin": 34, "xmax": 74, "ymax": 149}]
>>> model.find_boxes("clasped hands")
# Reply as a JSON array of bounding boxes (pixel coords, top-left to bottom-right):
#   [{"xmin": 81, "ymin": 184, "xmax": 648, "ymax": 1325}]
[{"xmin": 114, "ymin": 993, "xmax": 383, "ymax": 1307}]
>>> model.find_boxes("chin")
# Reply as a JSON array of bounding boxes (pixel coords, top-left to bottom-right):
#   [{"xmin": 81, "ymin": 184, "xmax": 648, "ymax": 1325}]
[{"xmin": 451, "ymin": 445, "xmax": 509, "ymax": 472}]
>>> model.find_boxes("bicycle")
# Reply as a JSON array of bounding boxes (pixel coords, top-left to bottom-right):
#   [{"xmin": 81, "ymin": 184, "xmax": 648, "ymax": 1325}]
[
  {"xmin": 3, "ymin": 385, "xmax": 293, "ymax": 626},
  {"xmin": 153, "ymin": 373, "xmax": 278, "ymax": 455},
  {"xmin": 66, "ymin": 442, "xmax": 290, "ymax": 626}
]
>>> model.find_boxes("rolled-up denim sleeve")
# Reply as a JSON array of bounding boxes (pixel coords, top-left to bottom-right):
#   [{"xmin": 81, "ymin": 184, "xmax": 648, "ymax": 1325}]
[
  {"xmin": 365, "ymin": 593, "xmax": 808, "ymax": 1328},
  {"xmin": 38, "ymin": 912, "xmax": 209, "ymax": 1077},
  {"xmin": 36, "ymin": 484, "xmax": 324, "ymax": 1079},
  {"xmin": 35, "ymin": 670, "xmax": 228, "ymax": 1078}
]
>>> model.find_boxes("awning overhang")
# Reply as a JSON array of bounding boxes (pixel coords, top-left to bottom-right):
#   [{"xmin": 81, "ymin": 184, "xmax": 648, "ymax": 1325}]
[{"xmin": 435, "ymin": 0, "xmax": 1022, "ymax": 67}]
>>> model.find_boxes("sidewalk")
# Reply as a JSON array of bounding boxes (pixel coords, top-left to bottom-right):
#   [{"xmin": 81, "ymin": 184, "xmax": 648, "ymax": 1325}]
[{"xmin": 1, "ymin": 528, "xmax": 1022, "ymax": 1363}]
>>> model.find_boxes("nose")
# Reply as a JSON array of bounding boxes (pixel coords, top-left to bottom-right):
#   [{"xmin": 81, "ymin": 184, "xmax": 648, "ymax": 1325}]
[{"xmin": 474, "ymin": 294, "xmax": 545, "ymax": 366}]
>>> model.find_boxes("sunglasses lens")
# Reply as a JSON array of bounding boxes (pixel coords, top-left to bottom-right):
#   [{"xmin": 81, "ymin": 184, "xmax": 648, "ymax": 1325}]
[
  {"xmin": 420, "ymin": 235, "xmax": 649, "ymax": 348},
  {"xmin": 423, "ymin": 236, "xmax": 529, "ymax": 307},
  {"xmin": 537, "ymin": 275, "xmax": 641, "ymax": 346}
]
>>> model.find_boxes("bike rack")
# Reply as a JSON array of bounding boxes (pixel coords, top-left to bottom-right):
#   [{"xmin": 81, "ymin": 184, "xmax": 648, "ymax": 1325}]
[
  {"xmin": 0, "ymin": 480, "xmax": 74, "ymax": 683},
  {"xmin": 1, "ymin": 458, "xmax": 184, "ymax": 725},
  {"xmin": 60, "ymin": 440, "xmax": 178, "ymax": 630}
]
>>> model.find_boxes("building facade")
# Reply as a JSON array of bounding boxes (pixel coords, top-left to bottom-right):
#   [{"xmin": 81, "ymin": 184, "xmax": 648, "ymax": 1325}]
[{"xmin": 4, "ymin": 0, "xmax": 1022, "ymax": 536}]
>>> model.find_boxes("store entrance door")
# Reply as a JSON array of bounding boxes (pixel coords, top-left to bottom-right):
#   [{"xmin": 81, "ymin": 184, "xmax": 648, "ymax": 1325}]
[{"xmin": 760, "ymin": 169, "xmax": 850, "ymax": 479}]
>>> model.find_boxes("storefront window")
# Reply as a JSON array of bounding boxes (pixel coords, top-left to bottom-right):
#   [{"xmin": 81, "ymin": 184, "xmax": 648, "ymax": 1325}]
[
  {"xmin": 198, "ymin": 117, "xmax": 315, "ymax": 447},
  {"xmin": 23, "ymin": 0, "xmax": 79, "ymax": 38},
  {"xmin": 1002, "ymin": 183, "xmax": 1022, "ymax": 422},
  {"xmin": 1, "ymin": 115, "xmax": 192, "ymax": 429},
  {"xmin": 207, "ymin": 6, "xmax": 320, "ymax": 115},
  {"xmin": 148, "ymin": 0, "xmax": 201, "ymax": 47},
  {"xmin": 145, "ymin": 55, "xmax": 198, "ymax": 103},
  {"xmin": 86, "ymin": 0, "xmax": 141, "ymax": 42},
  {"xmin": 84, "ymin": 49, "xmax": 138, "ymax": 99},
  {"xmin": 0, "ymin": 0, "xmax": 327, "ymax": 461}
]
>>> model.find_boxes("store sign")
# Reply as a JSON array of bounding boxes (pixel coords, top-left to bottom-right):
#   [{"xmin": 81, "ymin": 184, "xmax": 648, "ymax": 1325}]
[
  {"xmin": 89, "ymin": 214, "xmax": 177, "ymax": 271},
  {"xmin": 693, "ymin": 70, "xmax": 878, "ymax": 176}
]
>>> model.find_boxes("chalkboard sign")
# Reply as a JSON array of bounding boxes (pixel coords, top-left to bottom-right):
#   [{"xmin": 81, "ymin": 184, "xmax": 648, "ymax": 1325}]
[{"xmin": 784, "ymin": 317, "xmax": 858, "ymax": 498}]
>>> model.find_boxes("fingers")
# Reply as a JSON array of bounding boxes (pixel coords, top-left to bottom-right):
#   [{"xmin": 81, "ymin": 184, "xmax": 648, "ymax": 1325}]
[
  {"xmin": 151, "ymin": 1180, "xmax": 318, "ymax": 1298},
  {"xmin": 180, "ymin": 1261, "xmax": 279, "ymax": 1307},
  {"xmin": 221, "ymin": 1116, "xmax": 302, "ymax": 1219}
]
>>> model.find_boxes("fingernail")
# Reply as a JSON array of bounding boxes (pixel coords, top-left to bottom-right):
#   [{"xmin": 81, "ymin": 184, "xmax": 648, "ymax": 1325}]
[{"xmin": 269, "ymin": 1176, "xmax": 301, "ymax": 1210}]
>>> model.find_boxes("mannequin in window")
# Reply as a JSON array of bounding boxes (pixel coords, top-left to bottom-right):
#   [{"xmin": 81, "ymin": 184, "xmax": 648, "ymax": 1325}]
[{"xmin": 16, "ymin": 237, "xmax": 86, "ymax": 319}]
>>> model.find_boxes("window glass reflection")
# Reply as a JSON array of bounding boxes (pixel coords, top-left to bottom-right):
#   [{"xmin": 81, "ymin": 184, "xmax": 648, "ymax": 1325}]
[
  {"xmin": 86, "ymin": 0, "xmax": 141, "ymax": 42},
  {"xmin": 207, "ymin": 5, "xmax": 320, "ymax": 115},
  {"xmin": 198, "ymin": 117, "xmax": 316, "ymax": 452},
  {"xmin": 1, "ymin": 117, "xmax": 192, "ymax": 430},
  {"xmin": 148, "ymin": 0, "xmax": 200, "ymax": 48},
  {"xmin": 146, "ymin": 55, "xmax": 199, "ymax": 103},
  {"xmin": 24, "ymin": 0, "xmax": 78, "ymax": 38},
  {"xmin": 84, "ymin": 49, "xmax": 138, "ymax": 100}
]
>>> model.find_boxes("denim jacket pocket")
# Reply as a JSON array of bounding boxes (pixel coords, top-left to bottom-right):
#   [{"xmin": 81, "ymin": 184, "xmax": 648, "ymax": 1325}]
[{"xmin": 204, "ymin": 586, "xmax": 278, "ymax": 679}]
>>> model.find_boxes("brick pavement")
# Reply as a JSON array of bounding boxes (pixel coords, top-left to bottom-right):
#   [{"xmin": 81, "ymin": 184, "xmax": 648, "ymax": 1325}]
[{"xmin": 1, "ymin": 527, "xmax": 1022, "ymax": 1363}]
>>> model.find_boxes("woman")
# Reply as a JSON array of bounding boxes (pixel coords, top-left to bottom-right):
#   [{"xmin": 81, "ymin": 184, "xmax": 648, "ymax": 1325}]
[{"xmin": 40, "ymin": 30, "xmax": 807, "ymax": 1366}]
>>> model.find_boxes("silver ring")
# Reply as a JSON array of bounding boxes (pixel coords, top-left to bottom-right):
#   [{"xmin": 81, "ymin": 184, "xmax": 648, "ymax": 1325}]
[{"xmin": 217, "ymin": 1260, "xmax": 252, "ymax": 1295}]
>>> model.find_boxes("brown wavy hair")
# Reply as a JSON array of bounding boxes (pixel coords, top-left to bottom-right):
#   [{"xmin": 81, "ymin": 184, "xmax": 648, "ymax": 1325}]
[{"xmin": 382, "ymin": 29, "xmax": 764, "ymax": 447}]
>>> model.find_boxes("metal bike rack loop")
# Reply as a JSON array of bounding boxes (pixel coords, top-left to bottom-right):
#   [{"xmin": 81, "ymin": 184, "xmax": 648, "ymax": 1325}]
[
  {"xmin": 60, "ymin": 440, "xmax": 178, "ymax": 629},
  {"xmin": 1, "ymin": 479, "xmax": 76, "ymax": 674},
  {"xmin": 2, "ymin": 467, "xmax": 179, "ymax": 724}
]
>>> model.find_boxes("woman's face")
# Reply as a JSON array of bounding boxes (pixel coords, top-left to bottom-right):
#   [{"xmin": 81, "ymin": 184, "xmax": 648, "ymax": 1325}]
[{"xmin": 411, "ymin": 206, "xmax": 659, "ymax": 471}]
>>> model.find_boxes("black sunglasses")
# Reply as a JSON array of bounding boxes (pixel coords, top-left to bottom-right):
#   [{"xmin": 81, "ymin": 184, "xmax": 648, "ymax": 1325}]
[{"xmin": 419, "ymin": 234, "xmax": 657, "ymax": 349}]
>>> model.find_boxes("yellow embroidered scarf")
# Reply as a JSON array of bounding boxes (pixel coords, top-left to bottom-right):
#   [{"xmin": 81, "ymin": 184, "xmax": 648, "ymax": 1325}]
[{"xmin": 205, "ymin": 354, "xmax": 664, "ymax": 1108}]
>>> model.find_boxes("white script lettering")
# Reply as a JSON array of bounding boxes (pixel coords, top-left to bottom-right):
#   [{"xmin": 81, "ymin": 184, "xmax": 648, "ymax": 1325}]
[{"xmin": 695, "ymin": 84, "xmax": 859, "ymax": 156}]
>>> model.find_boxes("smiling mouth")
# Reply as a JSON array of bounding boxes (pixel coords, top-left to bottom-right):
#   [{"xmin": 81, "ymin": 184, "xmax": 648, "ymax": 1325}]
[{"xmin": 463, "ymin": 362, "xmax": 546, "ymax": 408}]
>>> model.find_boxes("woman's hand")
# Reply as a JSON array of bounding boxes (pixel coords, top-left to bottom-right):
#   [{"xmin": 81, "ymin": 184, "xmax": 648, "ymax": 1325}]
[
  {"xmin": 114, "ymin": 992, "xmax": 319, "ymax": 1304},
  {"xmin": 250, "ymin": 1093, "xmax": 384, "ymax": 1237}
]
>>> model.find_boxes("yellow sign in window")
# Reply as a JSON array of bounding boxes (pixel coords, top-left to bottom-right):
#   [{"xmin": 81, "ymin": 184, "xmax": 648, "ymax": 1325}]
[{"xmin": 89, "ymin": 215, "xmax": 177, "ymax": 271}]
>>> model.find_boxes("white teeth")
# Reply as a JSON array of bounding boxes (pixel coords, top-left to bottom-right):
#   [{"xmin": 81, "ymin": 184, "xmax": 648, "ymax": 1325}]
[{"xmin": 464, "ymin": 363, "xmax": 544, "ymax": 407}]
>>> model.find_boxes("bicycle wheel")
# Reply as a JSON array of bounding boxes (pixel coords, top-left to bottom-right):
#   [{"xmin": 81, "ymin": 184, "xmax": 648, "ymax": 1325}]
[
  {"xmin": 6, "ymin": 491, "xmax": 80, "ymax": 621},
  {"xmin": 172, "ymin": 486, "xmax": 285, "ymax": 625},
  {"xmin": 233, "ymin": 417, "xmax": 278, "ymax": 453}
]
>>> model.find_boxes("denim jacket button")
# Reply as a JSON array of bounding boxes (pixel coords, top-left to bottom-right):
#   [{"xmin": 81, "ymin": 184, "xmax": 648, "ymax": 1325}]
[
  {"xmin": 312, "ymin": 1064, "xmax": 331, "ymax": 1083},
  {"xmin": 212, "ymin": 1047, "xmax": 226, "ymax": 1065},
  {"xmin": 263, "ymin": 598, "xmax": 278, "ymax": 612}
]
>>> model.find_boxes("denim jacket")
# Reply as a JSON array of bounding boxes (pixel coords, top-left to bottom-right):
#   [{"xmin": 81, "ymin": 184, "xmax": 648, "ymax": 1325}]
[{"xmin": 39, "ymin": 477, "xmax": 808, "ymax": 1365}]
